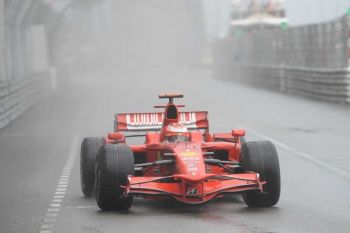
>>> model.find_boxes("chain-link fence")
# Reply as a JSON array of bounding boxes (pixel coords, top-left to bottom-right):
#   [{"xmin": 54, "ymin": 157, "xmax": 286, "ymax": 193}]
[
  {"xmin": 214, "ymin": 13, "xmax": 350, "ymax": 104},
  {"xmin": 234, "ymin": 15, "xmax": 348, "ymax": 69}
]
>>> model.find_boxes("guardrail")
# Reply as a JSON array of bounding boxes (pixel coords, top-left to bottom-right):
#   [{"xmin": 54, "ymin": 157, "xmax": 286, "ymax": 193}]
[
  {"xmin": 0, "ymin": 73, "xmax": 50, "ymax": 129},
  {"xmin": 217, "ymin": 64, "xmax": 350, "ymax": 104}
]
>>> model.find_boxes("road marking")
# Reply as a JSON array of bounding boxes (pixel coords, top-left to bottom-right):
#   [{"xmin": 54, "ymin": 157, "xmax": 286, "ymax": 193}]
[
  {"xmin": 52, "ymin": 199, "xmax": 62, "ymax": 203},
  {"xmin": 49, "ymin": 203, "xmax": 60, "ymax": 208},
  {"xmin": 244, "ymin": 126, "xmax": 350, "ymax": 181},
  {"xmin": 46, "ymin": 213, "xmax": 58, "ymax": 217},
  {"xmin": 38, "ymin": 133, "xmax": 79, "ymax": 233},
  {"xmin": 55, "ymin": 192, "xmax": 65, "ymax": 195},
  {"xmin": 66, "ymin": 205, "xmax": 95, "ymax": 209},
  {"xmin": 47, "ymin": 208, "xmax": 59, "ymax": 212},
  {"xmin": 39, "ymin": 230, "xmax": 52, "ymax": 233}
]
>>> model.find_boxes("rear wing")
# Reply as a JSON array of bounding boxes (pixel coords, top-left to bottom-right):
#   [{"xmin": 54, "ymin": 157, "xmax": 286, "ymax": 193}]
[{"xmin": 115, "ymin": 111, "xmax": 209, "ymax": 132}]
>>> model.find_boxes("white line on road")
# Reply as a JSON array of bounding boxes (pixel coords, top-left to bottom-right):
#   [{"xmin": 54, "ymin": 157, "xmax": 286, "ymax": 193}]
[
  {"xmin": 244, "ymin": 126, "xmax": 350, "ymax": 181},
  {"xmin": 38, "ymin": 133, "xmax": 79, "ymax": 233},
  {"xmin": 65, "ymin": 205, "xmax": 95, "ymax": 209}
]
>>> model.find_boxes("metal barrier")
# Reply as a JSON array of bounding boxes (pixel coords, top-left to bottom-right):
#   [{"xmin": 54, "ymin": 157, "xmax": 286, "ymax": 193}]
[
  {"xmin": 0, "ymin": 73, "xmax": 50, "ymax": 129},
  {"xmin": 224, "ymin": 65, "xmax": 350, "ymax": 104},
  {"xmin": 0, "ymin": 0, "xmax": 106, "ymax": 130},
  {"xmin": 0, "ymin": 0, "xmax": 93, "ymax": 130},
  {"xmin": 0, "ymin": 1, "xmax": 54, "ymax": 129},
  {"xmin": 213, "ymin": 13, "xmax": 350, "ymax": 104}
]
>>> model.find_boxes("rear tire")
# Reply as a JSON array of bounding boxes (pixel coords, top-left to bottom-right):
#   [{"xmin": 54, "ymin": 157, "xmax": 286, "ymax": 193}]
[
  {"xmin": 241, "ymin": 141, "xmax": 280, "ymax": 207},
  {"xmin": 81, "ymin": 137, "xmax": 104, "ymax": 197},
  {"xmin": 95, "ymin": 144, "xmax": 134, "ymax": 211}
]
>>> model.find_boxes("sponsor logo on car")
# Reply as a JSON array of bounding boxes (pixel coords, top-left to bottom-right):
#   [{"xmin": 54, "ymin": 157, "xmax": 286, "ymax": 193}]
[
  {"xmin": 186, "ymin": 187, "xmax": 198, "ymax": 195},
  {"xmin": 181, "ymin": 151, "xmax": 198, "ymax": 157}
]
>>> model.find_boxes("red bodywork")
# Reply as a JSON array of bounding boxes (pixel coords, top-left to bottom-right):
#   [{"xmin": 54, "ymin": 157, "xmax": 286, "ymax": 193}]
[{"xmin": 104, "ymin": 94, "xmax": 264, "ymax": 204}]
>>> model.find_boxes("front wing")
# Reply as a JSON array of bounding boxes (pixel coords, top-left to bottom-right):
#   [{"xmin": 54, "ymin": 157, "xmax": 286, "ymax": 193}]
[{"xmin": 125, "ymin": 173, "xmax": 264, "ymax": 204}]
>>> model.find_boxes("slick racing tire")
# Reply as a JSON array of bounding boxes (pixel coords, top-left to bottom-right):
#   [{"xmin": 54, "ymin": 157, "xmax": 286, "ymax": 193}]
[
  {"xmin": 95, "ymin": 144, "xmax": 134, "ymax": 211},
  {"xmin": 80, "ymin": 137, "xmax": 104, "ymax": 197},
  {"xmin": 241, "ymin": 141, "xmax": 280, "ymax": 207}
]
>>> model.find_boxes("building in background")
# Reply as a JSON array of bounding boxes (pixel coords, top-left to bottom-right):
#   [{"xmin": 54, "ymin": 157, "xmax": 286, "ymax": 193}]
[
  {"xmin": 229, "ymin": 0, "xmax": 287, "ymax": 32},
  {"xmin": 201, "ymin": 0, "xmax": 286, "ymax": 40},
  {"xmin": 231, "ymin": 0, "xmax": 285, "ymax": 20},
  {"xmin": 203, "ymin": 0, "xmax": 350, "ymax": 39},
  {"xmin": 229, "ymin": 0, "xmax": 350, "ymax": 26}
]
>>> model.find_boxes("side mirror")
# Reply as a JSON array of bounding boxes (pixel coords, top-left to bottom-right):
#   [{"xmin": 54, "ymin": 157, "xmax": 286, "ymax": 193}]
[
  {"xmin": 108, "ymin": 132, "xmax": 125, "ymax": 141},
  {"xmin": 232, "ymin": 129, "xmax": 245, "ymax": 137}
]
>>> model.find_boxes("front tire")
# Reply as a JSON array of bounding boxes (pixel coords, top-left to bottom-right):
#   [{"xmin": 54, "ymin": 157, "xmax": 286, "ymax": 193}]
[
  {"xmin": 95, "ymin": 144, "xmax": 134, "ymax": 211},
  {"xmin": 241, "ymin": 141, "xmax": 280, "ymax": 207},
  {"xmin": 80, "ymin": 137, "xmax": 104, "ymax": 197}
]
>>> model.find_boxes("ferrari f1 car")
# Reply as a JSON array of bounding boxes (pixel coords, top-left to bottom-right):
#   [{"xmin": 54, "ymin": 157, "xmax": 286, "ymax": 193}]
[{"xmin": 81, "ymin": 94, "xmax": 280, "ymax": 210}]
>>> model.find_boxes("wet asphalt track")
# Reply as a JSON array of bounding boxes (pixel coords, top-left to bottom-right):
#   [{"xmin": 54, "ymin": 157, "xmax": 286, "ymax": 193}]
[{"xmin": 0, "ymin": 69, "xmax": 350, "ymax": 233}]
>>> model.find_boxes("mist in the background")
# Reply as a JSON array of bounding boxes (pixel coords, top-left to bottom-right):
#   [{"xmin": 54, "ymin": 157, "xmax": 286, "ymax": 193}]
[
  {"xmin": 285, "ymin": 0, "xmax": 349, "ymax": 25},
  {"xmin": 52, "ymin": 0, "xmax": 210, "ymax": 80}
]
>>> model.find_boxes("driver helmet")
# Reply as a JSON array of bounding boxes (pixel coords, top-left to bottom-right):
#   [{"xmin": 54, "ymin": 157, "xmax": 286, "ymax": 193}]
[{"xmin": 163, "ymin": 123, "xmax": 190, "ymax": 143}]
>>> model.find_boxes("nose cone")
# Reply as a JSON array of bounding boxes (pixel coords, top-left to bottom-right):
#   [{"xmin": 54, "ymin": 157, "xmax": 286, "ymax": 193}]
[{"xmin": 172, "ymin": 143, "xmax": 206, "ymax": 176}]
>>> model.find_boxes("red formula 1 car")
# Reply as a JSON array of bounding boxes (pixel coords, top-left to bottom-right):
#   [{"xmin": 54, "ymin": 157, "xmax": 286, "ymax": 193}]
[{"xmin": 80, "ymin": 94, "xmax": 280, "ymax": 210}]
